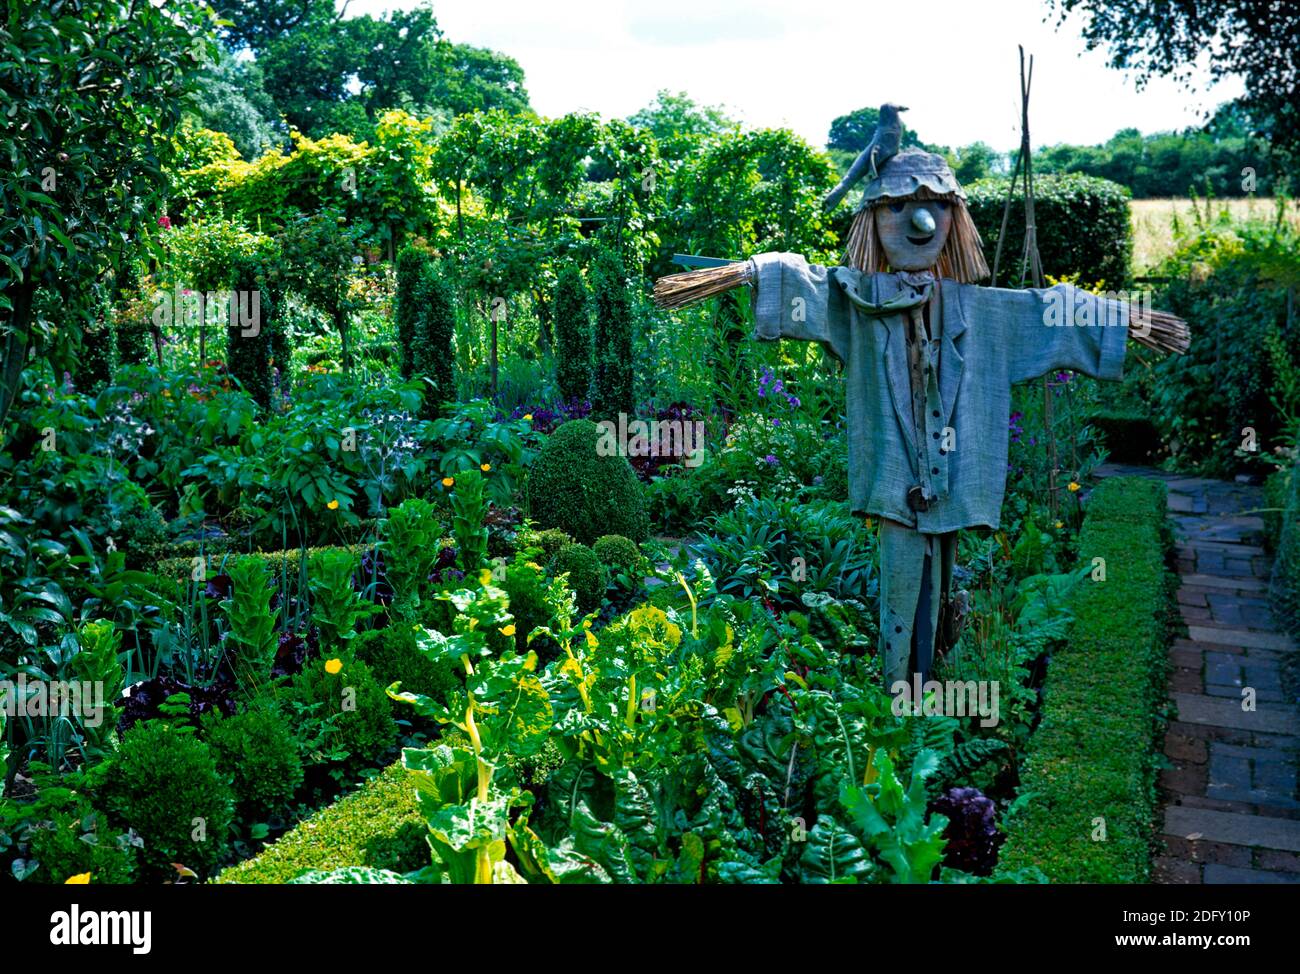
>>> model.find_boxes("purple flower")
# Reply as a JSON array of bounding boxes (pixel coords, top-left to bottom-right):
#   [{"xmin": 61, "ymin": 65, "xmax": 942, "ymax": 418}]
[{"xmin": 763, "ymin": 454, "xmax": 778, "ymax": 466}]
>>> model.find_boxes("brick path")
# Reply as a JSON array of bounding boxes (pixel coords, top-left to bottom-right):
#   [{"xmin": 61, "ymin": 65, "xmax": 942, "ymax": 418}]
[{"xmin": 1097, "ymin": 463, "xmax": 1300, "ymax": 883}]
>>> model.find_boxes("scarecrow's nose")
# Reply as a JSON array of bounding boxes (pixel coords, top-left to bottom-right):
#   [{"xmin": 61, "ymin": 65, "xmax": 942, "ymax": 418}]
[{"xmin": 912, "ymin": 207, "xmax": 936, "ymax": 234}]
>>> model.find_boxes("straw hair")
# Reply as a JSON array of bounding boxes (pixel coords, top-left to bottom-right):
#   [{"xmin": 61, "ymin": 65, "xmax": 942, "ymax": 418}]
[{"xmin": 843, "ymin": 187, "xmax": 990, "ymax": 283}]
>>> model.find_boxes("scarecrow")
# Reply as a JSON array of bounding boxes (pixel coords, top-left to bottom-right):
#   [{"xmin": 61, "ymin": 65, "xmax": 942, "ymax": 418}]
[{"xmin": 655, "ymin": 107, "xmax": 1188, "ymax": 691}]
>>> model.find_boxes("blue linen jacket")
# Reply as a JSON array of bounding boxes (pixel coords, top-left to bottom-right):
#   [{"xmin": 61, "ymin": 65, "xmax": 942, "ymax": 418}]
[{"xmin": 749, "ymin": 252, "xmax": 1130, "ymax": 533}]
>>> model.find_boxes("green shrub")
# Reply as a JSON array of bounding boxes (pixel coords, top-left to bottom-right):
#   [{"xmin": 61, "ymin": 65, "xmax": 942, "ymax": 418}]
[
  {"xmin": 26, "ymin": 804, "xmax": 138, "ymax": 884},
  {"xmin": 353, "ymin": 625, "xmax": 458, "ymax": 701},
  {"xmin": 501, "ymin": 554, "xmax": 555, "ymax": 657},
  {"xmin": 550, "ymin": 542, "xmax": 607, "ymax": 613},
  {"xmin": 553, "ymin": 262, "xmax": 592, "ymax": 404},
  {"xmin": 592, "ymin": 534, "xmax": 643, "ymax": 579},
  {"xmin": 1137, "ymin": 220, "xmax": 1298, "ymax": 475},
  {"xmin": 283, "ymin": 657, "xmax": 396, "ymax": 767},
  {"xmin": 201, "ymin": 708, "xmax": 304, "ymax": 815},
  {"xmin": 589, "ymin": 245, "xmax": 634, "ymax": 420},
  {"xmin": 526, "ymin": 419, "xmax": 649, "ymax": 544},
  {"xmin": 216, "ymin": 762, "xmax": 426, "ymax": 883},
  {"xmin": 1270, "ymin": 457, "xmax": 1300, "ymax": 643},
  {"xmin": 100, "ymin": 720, "xmax": 234, "ymax": 876},
  {"xmin": 997, "ymin": 477, "xmax": 1174, "ymax": 882},
  {"xmin": 226, "ymin": 251, "xmax": 282, "ymax": 408},
  {"xmin": 393, "ymin": 246, "xmax": 426, "ymax": 379},
  {"xmin": 412, "ymin": 259, "xmax": 456, "ymax": 415},
  {"xmin": 965, "ymin": 173, "xmax": 1132, "ymax": 288},
  {"xmin": 85, "ymin": 478, "xmax": 167, "ymax": 569},
  {"xmin": 532, "ymin": 527, "xmax": 573, "ymax": 559}
]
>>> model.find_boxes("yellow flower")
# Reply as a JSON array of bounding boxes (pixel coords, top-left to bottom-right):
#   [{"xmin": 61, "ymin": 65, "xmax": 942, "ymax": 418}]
[
  {"xmin": 523, "ymin": 413, "xmax": 533, "ymax": 421},
  {"xmin": 500, "ymin": 624, "xmax": 516, "ymax": 637},
  {"xmin": 1067, "ymin": 481, "xmax": 1081, "ymax": 492},
  {"xmin": 65, "ymin": 873, "xmax": 91, "ymax": 884},
  {"xmin": 585, "ymin": 629, "xmax": 598, "ymax": 649},
  {"xmin": 479, "ymin": 568, "xmax": 493, "ymax": 587},
  {"xmin": 327, "ymin": 499, "xmax": 339, "ymax": 510},
  {"xmin": 526, "ymin": 561, "xmax": 542, "ymax": 571},
  {"xmin": 1054, "ymin": 520, "xmax": 1064, "ymax": 529},
  {"xmin": 441, "ymin": 477, "xmax": 455, "ymax": 488},
  {"xmin": 480, "ymin": 462, "xmax": 492, "ymax": 472},
  {"xmin": 324, "ymin": 658, "xmax": 343, "ymax": 675},
  {"xmin": 582, "ymin": 619, "xmax": 592, "ymax": 630}
]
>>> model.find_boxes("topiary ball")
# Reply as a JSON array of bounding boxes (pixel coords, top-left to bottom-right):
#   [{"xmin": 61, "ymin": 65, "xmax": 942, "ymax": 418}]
[
  {"xmin": 201, "ymin": 707, "xmax": 304, "ymax": 815},
  {"xmin": 100, "ymin": 720, "xmax": 234, "ymax": 877},
  {"xmin": 526, "ymin": 420, "xmax": 649, "ymax": 545},
  {"xmin": 532, "ymin": 527, "xmax": 574, "ymax": 559},
  {"xmin": 550, "ymin": 542, "xmax": 607, "ymax": 613},
  {"xmin": 592, "ymin": 534, "xmax": 643, "ymax": 579}
]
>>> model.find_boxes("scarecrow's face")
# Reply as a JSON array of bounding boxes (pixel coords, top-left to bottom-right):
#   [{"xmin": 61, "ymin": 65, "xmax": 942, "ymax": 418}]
[{"xmin": 874, "ymin": 197, "xmax": 952, "ymax": 271}]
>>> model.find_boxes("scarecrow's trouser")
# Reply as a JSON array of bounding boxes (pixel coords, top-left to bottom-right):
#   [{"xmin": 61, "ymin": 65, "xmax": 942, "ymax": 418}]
[{"xmin": 879, "ymin": 518, "xmax": 957, "ymax": 688}]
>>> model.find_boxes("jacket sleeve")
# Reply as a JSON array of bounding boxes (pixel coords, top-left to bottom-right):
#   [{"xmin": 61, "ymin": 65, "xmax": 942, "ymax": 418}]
[
  {"xmin": 1002, "ymin": 283, "xmax": 1129, "ymax": 383},
  {"xmin": 749, "ymin": 252, "xmax": 851, "ymax": 363}
]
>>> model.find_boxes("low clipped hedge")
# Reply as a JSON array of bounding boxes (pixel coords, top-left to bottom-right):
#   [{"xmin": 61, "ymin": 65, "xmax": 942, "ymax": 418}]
[
  {"xmin": 154, "ymin": 545, "xmax": 363, "ymax": 583},
  {"xmin": 997, "ymin": 476, "xmax": 1175, "ymax": 883},
  {"xmin": 1269, "ymin": 457, "xmax": 1300, "ymax": 643},
  {"xmin": 215, "ymin": 762, "xmax": 426, "ymax": 884},
  {"xmin": 965, "ymin": 173, "xmax": 1132, "ymax": 288}
]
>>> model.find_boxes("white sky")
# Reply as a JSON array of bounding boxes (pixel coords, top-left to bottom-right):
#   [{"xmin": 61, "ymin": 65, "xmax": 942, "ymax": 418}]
[{"xmin": 347, "ymin": 0, "xmax": 1244, "ymax": 150}]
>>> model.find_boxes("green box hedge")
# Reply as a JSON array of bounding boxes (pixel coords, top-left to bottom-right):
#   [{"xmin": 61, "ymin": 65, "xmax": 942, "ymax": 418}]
[
  {"xmin": 1269, "ymin": 457, "xmax": 1300, "ymax": 643},
  {"xmin": 965, "ymin": 173, "xmax": 1133, "ymax": 289},
  {"xmin": 215, "ymin": 762, "xmax": 426, "ymax": 884},
  {"xmin": 997, "ymin": 476, "xmax": 1175, "ymax": 882},
  {"xmin": 154, "ymin": 545, "xmax": 363, "ymax": 584}
]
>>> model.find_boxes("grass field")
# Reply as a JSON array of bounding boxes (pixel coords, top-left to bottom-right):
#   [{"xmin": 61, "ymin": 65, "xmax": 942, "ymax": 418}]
[{"xmin": 1130, "ymin": 196, "xmax": 1300, "ymax": 272}]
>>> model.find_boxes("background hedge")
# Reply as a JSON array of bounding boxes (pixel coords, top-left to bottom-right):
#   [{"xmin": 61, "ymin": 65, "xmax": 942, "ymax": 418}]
[
  {"xmin": 965, "ymin": 173, "xmax": 1133, "ymax": 288},
  {"xmin": 997, "ymin": 476, "xmax": 1175, "ymax": 882}
]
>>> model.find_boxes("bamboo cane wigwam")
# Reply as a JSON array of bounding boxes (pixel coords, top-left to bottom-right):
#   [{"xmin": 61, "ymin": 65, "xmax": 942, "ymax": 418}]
[{"xmin": 653, "ymin": 262, "xmax": 752, "ymax": 310}]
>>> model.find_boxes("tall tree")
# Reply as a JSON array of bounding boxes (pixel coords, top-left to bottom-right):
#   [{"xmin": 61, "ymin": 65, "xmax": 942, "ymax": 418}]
[
  {"xmin": 1050, "ymin": 0, "xmax": 1300, "ymax": 157},
  {"xmin": 0, "ymin": 0, "xmax": 213, "ymax": 427}
]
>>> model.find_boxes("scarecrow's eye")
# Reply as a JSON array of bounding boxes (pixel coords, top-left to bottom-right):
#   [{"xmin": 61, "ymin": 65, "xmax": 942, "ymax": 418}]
[
  {"xmin": 935, "ymin": 200, "xmax": 950, "ymax": 211},
  {"xmin": 888, "ymin": 202, "xmax": 905, "ymax": 213}
]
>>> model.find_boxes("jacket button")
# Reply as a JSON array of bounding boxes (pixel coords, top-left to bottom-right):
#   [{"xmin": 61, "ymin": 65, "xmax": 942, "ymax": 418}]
[{"xmin": 931, "ymin": 467, "xmax": 939, "ymax": 475}]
